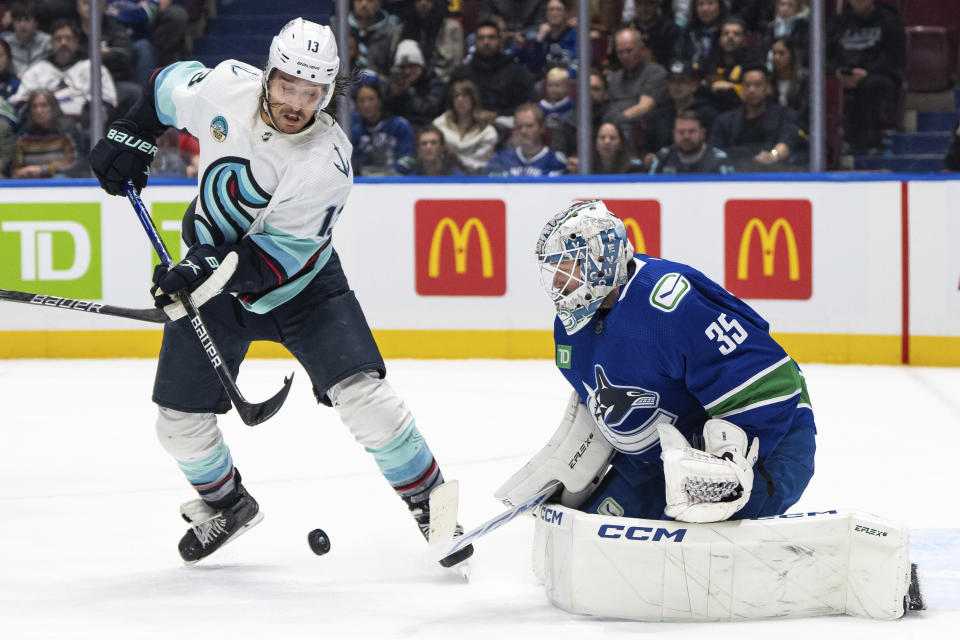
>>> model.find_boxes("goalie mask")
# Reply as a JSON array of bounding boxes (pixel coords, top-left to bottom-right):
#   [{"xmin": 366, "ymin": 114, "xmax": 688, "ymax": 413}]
[
  {"xmin": 263, "ymin": 18, "xmax": 339, "ymax": 113},
  {"xmin": 536, "ymin": 200, "xmax": 634, "ymax": 335}
]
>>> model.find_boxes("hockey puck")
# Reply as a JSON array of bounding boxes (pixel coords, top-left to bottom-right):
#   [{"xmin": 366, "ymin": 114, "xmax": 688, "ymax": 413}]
[{"xmin": 307, "ymin": 528, "xmax": 331, "ymax": 556}]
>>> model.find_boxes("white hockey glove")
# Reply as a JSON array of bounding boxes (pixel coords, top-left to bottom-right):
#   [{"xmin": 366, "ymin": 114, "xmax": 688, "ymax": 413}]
[
  {"xmin": 658, "ymin": 419, "xmax": 759, "ymax": 523},
  {"xmin": 495, "ymin": 391, "xmax": 615, "ymax": 509},
  {"xmin": 161, "ymin": 251, "xmax": 238, "ymax": 321}
]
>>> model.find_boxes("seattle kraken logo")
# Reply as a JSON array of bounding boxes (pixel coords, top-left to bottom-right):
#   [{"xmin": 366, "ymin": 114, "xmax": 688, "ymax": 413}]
[
  {"xmin": 197, "ymin": 157, "xmax": 271, "ymax": 245},
  {"xmin": 582, "ymin": 365, "xmax": 677, "ymax": 454}
]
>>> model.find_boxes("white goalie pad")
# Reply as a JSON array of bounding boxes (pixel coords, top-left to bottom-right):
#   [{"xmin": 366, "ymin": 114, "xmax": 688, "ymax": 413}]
[
  {"xmin": 495, "ymin": 391, "xmax": 614, "ymax": 509},
  {"xmin": 531, "ymin": 504, "xmax": 914, "ymax": 621}
]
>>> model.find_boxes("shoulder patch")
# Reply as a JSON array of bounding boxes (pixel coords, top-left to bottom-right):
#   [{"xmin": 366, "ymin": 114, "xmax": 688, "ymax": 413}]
[
  {"xmin": 210, "ymin": 115, "xmax": 228, "ymax": 142},
  {"xmin": 649, "ymin": 273, "xmax": 690, "ymax": 312}
]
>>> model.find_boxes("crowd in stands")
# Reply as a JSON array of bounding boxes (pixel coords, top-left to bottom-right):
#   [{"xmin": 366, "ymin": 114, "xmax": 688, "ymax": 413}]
[
  {"xmin": 342, "ymin": 0, "xmax": 919, "ymax": 177},
  {"xmin": 0, "ymin": 1, "xmax": 948, "ymax": 178},
  {"xmin": 0, "ymin": 0, "xmax": 195, "ymax": 179}
]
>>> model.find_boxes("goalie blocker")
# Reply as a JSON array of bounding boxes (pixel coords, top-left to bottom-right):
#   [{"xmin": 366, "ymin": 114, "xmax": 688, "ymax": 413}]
[{"xmin": 531, "ymin": 504, "xmax": 924, "ymax": 621}]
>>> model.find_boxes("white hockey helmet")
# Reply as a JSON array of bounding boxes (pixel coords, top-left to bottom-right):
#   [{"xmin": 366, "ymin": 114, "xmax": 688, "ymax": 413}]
[
  {"xmin": 535, "ymin": 200, "xmax": 634, "ymax": 335},
  {"xmin": 264, "ymin": 17, "xmax": 339, "ymax": 110}
]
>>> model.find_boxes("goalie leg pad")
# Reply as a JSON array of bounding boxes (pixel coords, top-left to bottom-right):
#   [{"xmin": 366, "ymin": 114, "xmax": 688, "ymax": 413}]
[
  {"xmin": 495, "ymin": 391, "xmax": 614, "ymax": 509},
  {"xmin": 533, "ymin": 504, "xmax": 915, "ymax": 621}
]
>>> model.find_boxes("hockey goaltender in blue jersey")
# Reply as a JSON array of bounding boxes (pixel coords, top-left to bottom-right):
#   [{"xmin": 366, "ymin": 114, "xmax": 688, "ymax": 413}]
[{"xmin": 553, "ymin": 251, "xmax": 816, "ymax": 519}]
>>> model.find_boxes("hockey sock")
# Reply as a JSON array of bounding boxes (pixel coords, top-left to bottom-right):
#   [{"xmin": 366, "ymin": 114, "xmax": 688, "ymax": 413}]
[
  {"xmin": 366, "ymin": 420, "xmax": 443, "ymax": 511},
  {"xmin": 177, "ymin": 445, "xmax": 239, "ymax": 509}
]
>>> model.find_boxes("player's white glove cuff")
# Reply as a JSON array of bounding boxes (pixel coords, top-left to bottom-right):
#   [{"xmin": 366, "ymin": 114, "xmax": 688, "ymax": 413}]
[
  {"xmin": 162, "ymin": 251, "xmax": 238, "ymax": 321},
  {"xmin": 659, "ymin": 419, "xmax": 759, "ymax": 523}
]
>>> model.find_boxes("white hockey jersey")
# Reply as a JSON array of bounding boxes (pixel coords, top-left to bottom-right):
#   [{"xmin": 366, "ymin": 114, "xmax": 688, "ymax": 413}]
[{"xmin": 152, "ymin": 59, "xmax": 354, "ymax": 313}]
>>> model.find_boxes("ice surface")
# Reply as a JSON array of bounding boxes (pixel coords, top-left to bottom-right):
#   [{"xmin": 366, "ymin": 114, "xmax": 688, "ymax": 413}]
[{"xmin": 0, "ymin": 359, "xmax": 957, "ymax": 639}]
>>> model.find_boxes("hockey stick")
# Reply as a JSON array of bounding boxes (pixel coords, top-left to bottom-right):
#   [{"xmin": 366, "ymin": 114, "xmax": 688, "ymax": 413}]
[
  {"xmin": 123, "ymin": 181, "xmax": 293, "ymax": 426},
  {"xmin": 0, "ymin": 252, "xmax": 239, "ymax": 324},
  {"xmin": 428, "ymin": 480, "xmax": 560, "ymax": 562},
  {"xmin": 0, "ymin": 288, "xmax": 167, "ymax": 323}
]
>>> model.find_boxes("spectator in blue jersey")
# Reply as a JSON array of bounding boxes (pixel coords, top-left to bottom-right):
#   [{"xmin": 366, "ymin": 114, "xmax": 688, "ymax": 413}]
[
  {"xmin": 351, "ymin": 80, "xmax": 415, "ymax": 176},
  {"xmin": 526, "ymin": 0, "xmax": 577, "ymax": 80},
  {"xmin": 649, "ymin": 109, "xmax": 733, "ymax": 173},
  {"xmin": 0, "ymin": 39, "xmax": 21, "ymax": 103},
  {"xmin": 410, "ymin": 124, "xmax": 464, "ymax": 176},
  {"xmin": 484, "ymin": 101, "xmax": 565, "ymax": 176},
  {"xmin": 537, "ymin": 66, "xmax": 574, "ymax": 132},
  {"xmin": 497, "ymin": 199, "xmax": 816, "ymax": 526}
]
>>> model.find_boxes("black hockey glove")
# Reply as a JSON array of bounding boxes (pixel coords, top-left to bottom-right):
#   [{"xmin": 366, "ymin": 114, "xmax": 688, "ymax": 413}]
[
  {"xmin": 89, "ymin": 119, "xmax": 158, "ymax": 196},
  {"xmin": 152, "ymin": 245, "xmax": 231, "ymax": 304}
]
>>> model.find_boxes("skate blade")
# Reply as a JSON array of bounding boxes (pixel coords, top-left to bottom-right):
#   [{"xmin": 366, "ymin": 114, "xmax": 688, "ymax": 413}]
[
  {"xmin": 183, "ymin": 511, "xmax": 265, "ymax": 566},
  {"xmin": 446, "ymin": 557, "xmax": 470, "ymax": 581}
]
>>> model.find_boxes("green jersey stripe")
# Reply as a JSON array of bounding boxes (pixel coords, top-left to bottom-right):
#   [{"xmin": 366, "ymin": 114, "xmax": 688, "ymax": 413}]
[
  {"xmin": 706, "ymin": 359, "xmax": 807, "ymax": 417},
  {"xmin": 704, "ymin": 355, "xmax": 792, "ymax": 410}
]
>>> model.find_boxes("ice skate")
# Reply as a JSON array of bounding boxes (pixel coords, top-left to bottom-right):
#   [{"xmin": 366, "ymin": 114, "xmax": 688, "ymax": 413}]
[{"xmin": 178, "ymin": 481, "xmax": 263, "ymax": 564}]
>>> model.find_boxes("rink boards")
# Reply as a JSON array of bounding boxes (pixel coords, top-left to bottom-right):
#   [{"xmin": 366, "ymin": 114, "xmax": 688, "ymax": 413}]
[{"xmin": 0, "ymin": 175, "xmax": 957, "ymax": 365}]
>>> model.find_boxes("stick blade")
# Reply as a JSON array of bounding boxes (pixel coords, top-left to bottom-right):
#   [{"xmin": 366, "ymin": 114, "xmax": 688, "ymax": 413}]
[
  {"xmin": 235, "ymin": 372, "xmax": 295, "ymax": 426},
  {"xmin": 428, "ymin": 480, "xmax": 459, "ymax": 544}
]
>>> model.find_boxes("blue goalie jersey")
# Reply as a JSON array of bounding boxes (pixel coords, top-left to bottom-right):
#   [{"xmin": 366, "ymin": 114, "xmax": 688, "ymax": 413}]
[{"xmin": 555, "ymin": 255, "xmax": 816, "ymax": 488}]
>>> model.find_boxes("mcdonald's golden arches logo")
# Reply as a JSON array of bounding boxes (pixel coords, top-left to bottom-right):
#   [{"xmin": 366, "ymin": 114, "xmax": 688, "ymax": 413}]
[
  {"xmin": 581, "ymin": 199, "xmax": 661, "ymax": 257},
  {"xmin": 415, "ymin": 200, "xmax": 506, "ymax": 296},
  {"xmin": 724, "ymin": 200, "xmax": 812, "ymax": 299}
]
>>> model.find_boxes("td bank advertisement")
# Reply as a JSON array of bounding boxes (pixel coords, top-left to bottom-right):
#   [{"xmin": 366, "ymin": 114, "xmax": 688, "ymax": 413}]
[{"xmin": 0, "ymin": 179, "xmax": 956, "ymax": 365}]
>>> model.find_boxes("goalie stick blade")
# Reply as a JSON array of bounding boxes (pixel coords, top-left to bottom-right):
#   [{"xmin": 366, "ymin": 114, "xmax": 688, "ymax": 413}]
[
  {"xmin": 428, "ymin": 480, "xmax": 460, "ymax": 543},
  {"xmin": 429, "ymin": 481, "xmax": 560, "ymax": 562}
]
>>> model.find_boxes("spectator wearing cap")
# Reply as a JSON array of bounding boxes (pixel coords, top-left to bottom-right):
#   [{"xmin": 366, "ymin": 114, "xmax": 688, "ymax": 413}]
[
  {"xmin": 703, "ymin": 17, "xmax": 756, "ymax": 113},
  {"xmin": 350, "ymin": 80, "xmax": 416, "ymax": 176},
  {"xmin": 526, "ymin": 0, "xmax": 577, "ymax": 79},
  {"xmin": 674, "ymin": 0, "xmax": 727, "ymax": 69},
  {"xmin": 411, "ymin": 124, "xmax": 465, "ymax": 176},
  {"xmin": 606, "ymin": 27, "xmax": 668, "ymax": 123},
  {"xmin": 649, "ymin": 109, "xmax": 733, "ymax": 174},
  {"xmin": 384, "ymin": 39, "xmax": 447, "ymax": 127},
  {"xmin": 708, "ymin": 65, "xmax": 800, "ymax": 171},
  {"xmin": 641, "ymin": 59, "xmax": 717, "ymax": 165},
  {"xmin": 623, "ymin": 0, "xmax": 681, "ymax": 67},
  {"xmin": 484, "ymin": 102, "xmax": 566, "ymax": 176},
  {"xmin": 2, "ymin": 2, "xmax": 51, "ymax": 75},
  {"xmin": 397, "ymin": 0, "xmax": 464, "ymax": 83},
  {"xmin": 449, "ymin": 19, "xmax": 536, "ymax": 128},
  {"xmin": 827, "ymin": 0, "xmax": 904, "ymax": 154}
]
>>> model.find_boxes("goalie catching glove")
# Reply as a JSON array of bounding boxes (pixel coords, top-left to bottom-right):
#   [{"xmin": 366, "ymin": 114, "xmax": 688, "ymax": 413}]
[
  {"xmin": 88, "ymin": 119, "xmax": 158, "ymax": 195},
  {"xmin": 658, "ymin": 419, "xmax": 759, "ymax": 523}
]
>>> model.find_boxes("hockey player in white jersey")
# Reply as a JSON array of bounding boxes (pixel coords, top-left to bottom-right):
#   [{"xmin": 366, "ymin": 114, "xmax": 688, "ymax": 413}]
[{"xmin": 88, "ymin": 18, "xmax": 473, "ymax": 568}]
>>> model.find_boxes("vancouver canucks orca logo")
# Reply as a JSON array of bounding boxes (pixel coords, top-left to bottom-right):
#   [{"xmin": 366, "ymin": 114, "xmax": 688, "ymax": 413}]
[
  {"xmin": 582, "ymin": 364, "xmax": 677, "ymax": 454},
  {"xmin": 197, "ymin": 157, "xmax": 271, "ymax": 245}
]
